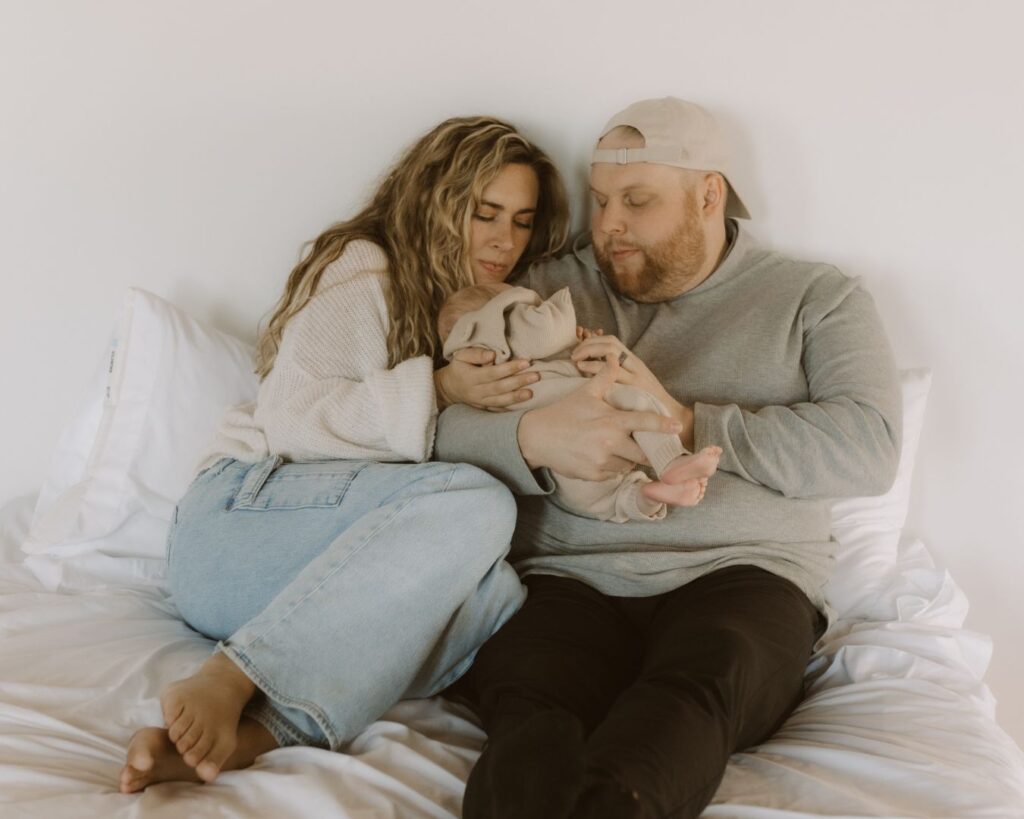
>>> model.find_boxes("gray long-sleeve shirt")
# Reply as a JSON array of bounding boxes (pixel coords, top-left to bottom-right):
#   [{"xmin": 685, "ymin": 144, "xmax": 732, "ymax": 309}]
[{"xmin": 434, "ymin": 221, "xmax": 901, "ymax": 617}]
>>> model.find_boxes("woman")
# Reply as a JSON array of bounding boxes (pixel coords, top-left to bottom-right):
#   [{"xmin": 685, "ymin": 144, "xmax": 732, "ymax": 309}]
[{"xmin": 119, "ymin": 116, "xmax": 569, "ymax": 792}]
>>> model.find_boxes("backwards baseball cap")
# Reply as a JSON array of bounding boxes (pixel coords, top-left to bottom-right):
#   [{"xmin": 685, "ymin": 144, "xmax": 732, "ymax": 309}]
[{"xmin": 592, "ymin": 97, "xmax": 751, "ymax": 220}]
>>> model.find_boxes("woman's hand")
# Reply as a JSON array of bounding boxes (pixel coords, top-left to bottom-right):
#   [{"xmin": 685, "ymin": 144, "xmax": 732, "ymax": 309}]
[
  {"xmin": 570, "ymin": 334, "xmax": 696, "ymax": 449},
  {"xmin": 575, "ymin": 326, "xmax": 604, "ymax": 342},
  {"xmin": 435, "ymin": 348, "xmax": 539, "ymax": 412}
]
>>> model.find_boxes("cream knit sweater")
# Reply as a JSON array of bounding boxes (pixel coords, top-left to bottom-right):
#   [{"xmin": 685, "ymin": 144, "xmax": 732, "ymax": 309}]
[{"xmin": 197, "ymin": 240, "xmax": 438, "ymax": 474}]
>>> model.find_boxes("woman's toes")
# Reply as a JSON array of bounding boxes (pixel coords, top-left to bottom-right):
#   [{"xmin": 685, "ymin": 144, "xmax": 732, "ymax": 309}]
[
  {"xmin": 183, "ymin": 734, "xmax": 213, "ymax": 768},
  {"xmin": 195, "ymin": 759, "xmax": 222, "ymax": 783},
  {"xmin": 166, "ymin": 712, "xmax": 192, "ymax": 744},
  {"xmin": 175, "ymin": 722, "xmax": 203, "ymax": 756}
]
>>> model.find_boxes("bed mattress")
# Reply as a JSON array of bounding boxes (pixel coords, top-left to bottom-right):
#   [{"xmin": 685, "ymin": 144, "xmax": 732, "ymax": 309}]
[{"xmin": 1, "ymin": 494, "xmax": 1023, "ymax": 818}]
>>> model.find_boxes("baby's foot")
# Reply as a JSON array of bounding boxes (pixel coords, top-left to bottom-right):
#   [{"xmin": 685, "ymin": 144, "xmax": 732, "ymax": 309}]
[
  {"xmin": 161, "ymin": 652, "xmax": 255, "ymax": 782},
  {"xmin": 119, "ymin": 727, "xmax": 201, "ymax": 793},
  {"xmin": 641, "ymin": 476, "xmax": 707, "ymax": 507},
  {"xmin": 660, "ymin": 446, "xmax": 722, "ymax": 485}
]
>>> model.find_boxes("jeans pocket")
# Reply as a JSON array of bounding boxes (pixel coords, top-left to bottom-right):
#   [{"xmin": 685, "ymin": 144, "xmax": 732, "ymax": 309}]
[{"xmin": 229, "ymin": 457, "xmax": 368, "ymax": 511}]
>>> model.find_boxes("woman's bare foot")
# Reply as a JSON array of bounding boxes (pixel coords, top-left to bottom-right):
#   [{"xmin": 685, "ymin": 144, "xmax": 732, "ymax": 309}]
[
  {"xmin": 120, "ymin": 727, "xmax": 201, "ymax": 793},
  {"xmin": 660, "ymin": 446, "xmax": 722, "ymax": 485},
  {"xmin": 161, "ymin": 652, "xmax": 257, "ymax": 782},
  {"xmin": 119, "ymin": 718, "xmax": 278, "ymax": 793}
]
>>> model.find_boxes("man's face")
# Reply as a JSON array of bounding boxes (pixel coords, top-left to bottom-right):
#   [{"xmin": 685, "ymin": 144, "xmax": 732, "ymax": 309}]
[{"xmin": 590, "ymin": 132, "xmax": 711, "ymax": 302}]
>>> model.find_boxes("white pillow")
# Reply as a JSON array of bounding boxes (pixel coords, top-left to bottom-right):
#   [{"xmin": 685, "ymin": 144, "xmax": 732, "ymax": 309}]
[
  {"xmin": 22, "ymin": 288, "xmax": 258, "ymax": 587},
  {"xmin": 825, "ymin": 367, "xmax": 932, "ymax": 617}
]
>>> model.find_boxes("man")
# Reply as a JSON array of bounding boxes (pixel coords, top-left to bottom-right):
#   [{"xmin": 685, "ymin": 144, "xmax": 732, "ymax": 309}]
[{"xmin": 437, "ymin": 97, "xmax": 901, "ymax": 819}]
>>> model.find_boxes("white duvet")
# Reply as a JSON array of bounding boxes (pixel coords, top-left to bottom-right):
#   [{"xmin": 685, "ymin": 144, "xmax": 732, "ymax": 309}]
[{"xmin": 2, "ymin": 494, "xmax": 1023, "ymax": 819}]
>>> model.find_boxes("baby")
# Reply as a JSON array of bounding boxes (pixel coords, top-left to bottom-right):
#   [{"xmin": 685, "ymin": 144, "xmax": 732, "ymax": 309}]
[{"xmin": 439, "ymin": 283, "xmax": 722, "ymax": 523}]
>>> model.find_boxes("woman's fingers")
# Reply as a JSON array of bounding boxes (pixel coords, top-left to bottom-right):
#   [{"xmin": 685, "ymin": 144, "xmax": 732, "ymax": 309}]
[{"xmin": 452, "ymin": 348, "xmax": 496, "ymax": 365}]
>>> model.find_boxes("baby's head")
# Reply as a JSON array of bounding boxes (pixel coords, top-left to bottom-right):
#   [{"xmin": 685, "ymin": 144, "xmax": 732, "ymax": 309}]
[{"xmin": 438, "ymin": 282, "xmax": 513, "ymax": 343}]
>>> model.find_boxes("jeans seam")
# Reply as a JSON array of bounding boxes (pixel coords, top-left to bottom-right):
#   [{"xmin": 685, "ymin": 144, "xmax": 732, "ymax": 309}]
[
  {"xmin": 225, "ymin": 462, "xmax": 461, "ymax": 748},
  {"xmin": 244, "ymin": 696, "xmax": 315, "ymax": 748},
  {"xmin": 224, "ymin": 641, "xmax": 341, "ymax": 749}
]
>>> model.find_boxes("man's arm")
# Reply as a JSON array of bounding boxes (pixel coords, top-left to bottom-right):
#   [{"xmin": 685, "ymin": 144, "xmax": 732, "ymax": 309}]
[
  {"xmin": 693, "ymin": 280, "xmax": 902, "ymax": 499},
  {"xmin": 435, "ymin": 404, "xmax": 554, "ymax": 495},
  {"xmin": 434, "ymin": 356, "xmax": 684, "ymax": 494}
]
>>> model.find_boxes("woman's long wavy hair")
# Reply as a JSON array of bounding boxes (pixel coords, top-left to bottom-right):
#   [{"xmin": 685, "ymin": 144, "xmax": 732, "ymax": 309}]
[{"xmin": 254, "ymin": 116, "xmax": 570, "ymax": 377}]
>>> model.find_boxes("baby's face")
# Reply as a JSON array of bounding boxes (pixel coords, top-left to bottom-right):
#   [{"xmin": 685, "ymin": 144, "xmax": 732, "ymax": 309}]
[{"xmin": 439, "ymin": 282, "xmax": 516, "ymax": 342}]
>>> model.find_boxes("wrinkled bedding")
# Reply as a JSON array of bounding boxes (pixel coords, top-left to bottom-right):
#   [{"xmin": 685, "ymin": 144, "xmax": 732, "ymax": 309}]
[{"xmin": 2, "ymin": 495, "xmax": 1023, "ymax": 818}]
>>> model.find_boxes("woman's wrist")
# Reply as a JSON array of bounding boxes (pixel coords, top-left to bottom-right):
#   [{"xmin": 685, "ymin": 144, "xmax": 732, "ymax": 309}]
[{"xmin": 434, "ymin": 367, "xmax": 452, "ymax": 412}]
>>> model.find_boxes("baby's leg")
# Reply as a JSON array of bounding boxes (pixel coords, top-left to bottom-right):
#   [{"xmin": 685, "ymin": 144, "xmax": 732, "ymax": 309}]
[
  {"xmin": 638, "ymin": 446, "xmax": 720, "ymax": 508},
  {"xmin": 660, "ymin": 446, "xmax": 722, "ymax": 485},
  {"xmin": 640, "ymin": 475, "xmax": 707, "ymax": 508}
]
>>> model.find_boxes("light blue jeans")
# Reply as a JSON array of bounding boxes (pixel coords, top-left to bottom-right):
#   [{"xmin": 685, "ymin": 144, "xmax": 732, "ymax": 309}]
[{"xmin": 166, "ymin": 456, "xmax": 525, "ymax": 750}]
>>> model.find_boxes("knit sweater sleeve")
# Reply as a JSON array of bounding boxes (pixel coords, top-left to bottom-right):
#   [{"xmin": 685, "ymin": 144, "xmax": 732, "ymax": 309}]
[
  {"xmin": 693, "ymin": 274, "xmax": 902, "ymax": 499},
  {"xmin": 256, "ymin": 241, "xmax": 437, "ymax": 463}
]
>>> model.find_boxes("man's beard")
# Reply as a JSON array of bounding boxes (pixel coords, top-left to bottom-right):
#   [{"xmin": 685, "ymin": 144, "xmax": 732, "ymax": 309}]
[{"xmin": 594, "ymin": 191, "xmax": 708, "ymax": 302}]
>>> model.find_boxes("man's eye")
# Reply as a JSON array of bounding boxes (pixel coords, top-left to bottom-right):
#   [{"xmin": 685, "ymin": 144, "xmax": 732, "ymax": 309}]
[{"xmin": 626, "ymin": 198, "xmax": 649, "ymax": 208}]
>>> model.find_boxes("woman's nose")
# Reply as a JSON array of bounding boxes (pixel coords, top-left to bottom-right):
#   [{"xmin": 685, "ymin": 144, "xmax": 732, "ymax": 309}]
[{"xmin": 490, "ymin": 223, "xmax": 514, "ymax": 250}]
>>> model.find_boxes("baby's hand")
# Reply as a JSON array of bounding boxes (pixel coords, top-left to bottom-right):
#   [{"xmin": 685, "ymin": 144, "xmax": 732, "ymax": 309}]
[{"xmin": 576, "ymin": 326, "xmax": 604, "ymax": 341}]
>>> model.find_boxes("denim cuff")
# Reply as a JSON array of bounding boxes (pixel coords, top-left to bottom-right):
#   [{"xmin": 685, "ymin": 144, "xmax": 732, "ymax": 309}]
[
  {"xmin": 243, "ymin": 696, "xmax": 326, "ymax": 749},
  {"xmin": 216, "ymin": 641, "xmax": 331, "ymax": 749}
]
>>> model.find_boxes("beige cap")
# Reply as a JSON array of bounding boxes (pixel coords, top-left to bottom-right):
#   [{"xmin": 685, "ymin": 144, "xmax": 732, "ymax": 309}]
[{"xmin": 592, "ymin": 97, "xmax": 751, "ymax": 220}]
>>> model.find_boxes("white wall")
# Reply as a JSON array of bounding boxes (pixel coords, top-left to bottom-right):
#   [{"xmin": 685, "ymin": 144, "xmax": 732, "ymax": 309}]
[{"xmin": 3, "ymin": 1, "xmax": 1022, "ymax": 746}]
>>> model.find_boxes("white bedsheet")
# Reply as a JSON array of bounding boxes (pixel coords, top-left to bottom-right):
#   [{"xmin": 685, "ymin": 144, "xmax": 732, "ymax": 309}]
[{"xmin": 2, "ymin": 494, "xmax": 1023, "ymax": 818}]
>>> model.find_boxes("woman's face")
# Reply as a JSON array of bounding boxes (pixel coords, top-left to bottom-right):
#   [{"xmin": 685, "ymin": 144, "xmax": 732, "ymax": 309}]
[{"xmin": 468, "ymin": 163, "xmax": 540, "ymax": 285}]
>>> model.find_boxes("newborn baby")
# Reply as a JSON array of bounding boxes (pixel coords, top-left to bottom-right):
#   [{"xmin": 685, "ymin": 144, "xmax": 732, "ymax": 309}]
[{"xmin": 439, "ymin": 283, "xmax": 721, "ymax": 523}]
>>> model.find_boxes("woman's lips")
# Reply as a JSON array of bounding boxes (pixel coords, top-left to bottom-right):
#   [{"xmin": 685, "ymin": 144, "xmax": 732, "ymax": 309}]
[{"xmin": 478, "ymin": 260, "xmax": 508, "ymax": 275}]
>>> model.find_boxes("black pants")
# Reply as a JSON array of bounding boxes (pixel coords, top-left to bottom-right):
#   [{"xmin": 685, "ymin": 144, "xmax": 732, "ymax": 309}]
[{"xmin": 447, "ymin": 565, "xmax": 825, "ymax": 819}]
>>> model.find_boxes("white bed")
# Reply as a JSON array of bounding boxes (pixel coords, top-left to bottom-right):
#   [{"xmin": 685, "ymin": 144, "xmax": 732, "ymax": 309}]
[{"xmin": 2, "ymin": 288, "xmax": 1023, "ymax": 818}]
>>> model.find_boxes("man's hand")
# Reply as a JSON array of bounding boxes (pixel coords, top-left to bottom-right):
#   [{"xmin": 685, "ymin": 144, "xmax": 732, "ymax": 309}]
[
  {"xmin": 518, "ymin": 353, "xmax": 683, "ymax": 480},
  {"xmin": 571, "ymin": 334, "xmax": 695, "ymax": 450},
  {"xmin": 435, "ymin": 348, "xmax": 539, "ymax": 412}
]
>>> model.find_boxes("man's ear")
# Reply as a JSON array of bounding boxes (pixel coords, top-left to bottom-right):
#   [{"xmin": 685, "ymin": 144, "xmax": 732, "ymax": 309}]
[
  {"xmin": 703, "ymin": 173, "xmax": 726, "ymax": 212},
  {"xmin": 704, "ymin": 173, "xmax": 729, "ymax": 219}
]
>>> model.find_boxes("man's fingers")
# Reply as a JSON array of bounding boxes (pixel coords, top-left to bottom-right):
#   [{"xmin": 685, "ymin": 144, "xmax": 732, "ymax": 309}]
[
  {"xmin": 582, "ymin": 353, "xmax": 620, "ymax": 398},
  {"xmin": 609, "ymin": 440, "xmax": 647, "ymax": 466},
  {"xmin": 616, "ymin": 409, "xmax": 682, "ymax": 436},
  {"xmin": 577, "ymin": 359, "xmax": 632, "ymax": 382},
  {"xmin": 571, "ymin": 335, "xmax": 622, "ymax": 361}
]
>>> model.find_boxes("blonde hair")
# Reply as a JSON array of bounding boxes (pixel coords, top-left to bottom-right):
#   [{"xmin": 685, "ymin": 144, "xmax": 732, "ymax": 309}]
[
  {"xmin": 437, "ymin": 282, "xmax": 512, "ymax": 343},
  {"xmin": 255, "ymin": 116, "xmax": 569, "ymax": 377}
]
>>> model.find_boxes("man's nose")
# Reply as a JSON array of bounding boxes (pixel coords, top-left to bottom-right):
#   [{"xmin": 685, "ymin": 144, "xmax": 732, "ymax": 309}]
[{"xmin": 596, "ymin": 202, "xmax": 625, "ymax": 236}]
